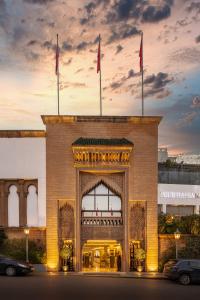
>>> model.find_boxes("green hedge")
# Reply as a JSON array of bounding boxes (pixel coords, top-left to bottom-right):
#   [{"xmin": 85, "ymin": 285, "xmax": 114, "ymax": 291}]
[
  {"xmin": 0, "ymin": 237, "xmax": 46, "ymax": 264},
  {"xmin": 158, "ymin": 214, "xmax": 200, "ymax": 234}
]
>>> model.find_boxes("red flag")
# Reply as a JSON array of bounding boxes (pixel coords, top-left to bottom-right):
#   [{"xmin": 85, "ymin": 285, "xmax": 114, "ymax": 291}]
[
  {"xmin": 139, "ymin": 32, "xmax": 143, "ymax": 72},
  {"xmin": 97, "ymin": 34, "xmax": 101, "ymax": 73},
  {"xmin": 55, "ymin": 34, "xmax": 59, "ymax": 75}
]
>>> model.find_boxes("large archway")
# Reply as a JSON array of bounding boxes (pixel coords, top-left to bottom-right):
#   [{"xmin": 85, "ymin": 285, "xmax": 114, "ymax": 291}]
[
  {"xmin": 82, "ymin": 240, "xmax": 122, "ymax": 272},
  {"xmin": 81, "ymin": 182, "xmax": 123, "ymax": 272}
]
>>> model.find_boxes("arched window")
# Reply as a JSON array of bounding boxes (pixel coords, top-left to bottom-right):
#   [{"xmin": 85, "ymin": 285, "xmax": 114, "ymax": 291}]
[
  {"xmin": 82, "ymin": 183, "xmax": 121, "ymax": 217},
  {"xmin": 8, "ymin": 185, "xmax": 19, "ymax": 227},
  {"xmin": 27, "ymin": 185, "xmax": 38, "ymax": 226}
]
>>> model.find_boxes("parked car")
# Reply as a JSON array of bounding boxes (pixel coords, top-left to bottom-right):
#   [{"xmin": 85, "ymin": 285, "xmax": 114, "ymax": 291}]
[
  {"xmin": 163, "ymin": 259, "xmax": 200, "ymax": 285},
  {"xmin": 0, "ymin": 256, "xmax": 34, "ymax": 276}
]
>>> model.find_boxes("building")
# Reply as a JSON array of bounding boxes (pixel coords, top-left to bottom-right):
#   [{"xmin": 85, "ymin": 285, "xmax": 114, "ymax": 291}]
[
  {"xmin": 158, "ymin": 163, "xmax": 200, "ymax": 216},
  {"xmin": 176, "ymin": 154, "xmax": 200, "ymax": 165},
  {"xmin": 158, "ymin": 147, "xmax": 168, "ymax": 163},
  {"xmin": 0, "ymin": 115, "xmax": 161, "ymax": 272}
]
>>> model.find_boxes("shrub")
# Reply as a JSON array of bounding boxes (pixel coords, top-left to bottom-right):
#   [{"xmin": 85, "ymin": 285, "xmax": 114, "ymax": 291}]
[
  {"xmin": 178, "ymin": 236, "xmax": 200, "ymax": 259},
  {"xmin": 158, "ymin": 214, "xmax": 200, "ymax": 234},
  {"xmin": 0, "ymin": 228, "xmax": 7, "ymax": 249},
  {"xmin": 0, "ymin": 238, "xmax": 46, "ymax": 264}
]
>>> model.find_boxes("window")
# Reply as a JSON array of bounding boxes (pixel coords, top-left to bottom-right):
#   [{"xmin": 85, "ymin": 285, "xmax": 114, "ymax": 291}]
[
  {"xmin": 8, "ymin": 185, "xmax": 19, "ymax": 227},
  {"xmin": 82, "ymin": 183, "xmax": 121, "ymax": 217},
  {"xmin": 166, "ymin": 205, "xmax": 195, "ymax": 216},
  {"xmin": 27, "ymin": 185, "xmax": 38, "ymax": 226},
  {"xmin": 190, "ymin": 261, "xmax": 200, "ymax": 268}
]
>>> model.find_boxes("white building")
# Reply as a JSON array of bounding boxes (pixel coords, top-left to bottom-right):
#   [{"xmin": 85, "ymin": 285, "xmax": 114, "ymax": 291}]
[
  {"xmin": 0, "ymin": 131, "xmax": 46, "ymax": 227},
  {"xmin": 158, "ymin": 183, "xmax": 200, "ymax": 215},
  {"xmin": 158, "ymin": 147, "xmax": 168, "ymax": 162},
  {"xmin": 158, "ymin": 163, "xmax": 200, "ymax": 216},
  {"xmin": 176, "ymin": 154, "xmax": 200, "ymax": 165}
]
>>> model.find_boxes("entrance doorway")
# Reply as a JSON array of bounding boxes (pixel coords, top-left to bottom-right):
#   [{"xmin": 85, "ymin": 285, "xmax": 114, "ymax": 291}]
[{"xmin": 82, "ymin": 240, "xmax": 122, "ymax": 272}]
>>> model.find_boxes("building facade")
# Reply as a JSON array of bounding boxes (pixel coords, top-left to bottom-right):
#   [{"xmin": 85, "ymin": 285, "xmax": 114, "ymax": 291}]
[
  {"xmin": 0, "ymin": 115, "xmax": 161, "ymax": 273},
  {"xmin": 43, "ymin": 115, "xmax": 161, "ymax": 272},
  {"xmin": 158, "ymin": 163, "xmax": 200, "ymax": 216}
]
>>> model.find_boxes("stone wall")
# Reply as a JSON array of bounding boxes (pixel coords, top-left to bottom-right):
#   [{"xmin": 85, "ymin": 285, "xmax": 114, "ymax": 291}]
[{"xmin": 4, "ymin": 227, "xmax": 46, "ymax": 243}]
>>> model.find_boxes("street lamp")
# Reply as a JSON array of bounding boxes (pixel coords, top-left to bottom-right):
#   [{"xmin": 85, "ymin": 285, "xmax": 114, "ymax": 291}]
[
  {"xmin": 174, "ymin": 229, "xmax": 181, "ymax": 259},
  {"xmin": 24, "ymin": 227, "xmax": 30, "ymax": 263}
]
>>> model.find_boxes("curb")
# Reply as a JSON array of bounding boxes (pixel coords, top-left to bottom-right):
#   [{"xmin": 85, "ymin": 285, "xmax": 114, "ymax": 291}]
[{"xmin": 32, "ymin": 272, "xmax": 166, "ymax": 280}]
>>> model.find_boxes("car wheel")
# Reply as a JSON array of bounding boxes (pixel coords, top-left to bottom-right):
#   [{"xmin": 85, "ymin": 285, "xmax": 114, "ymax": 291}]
[
  {"xmin": 179, "ymin": 274, "xmax": 191, "ymax": 285},
  {"xmin": 5, "ymin": 266, "xmax": 16, "ymax": 277}
]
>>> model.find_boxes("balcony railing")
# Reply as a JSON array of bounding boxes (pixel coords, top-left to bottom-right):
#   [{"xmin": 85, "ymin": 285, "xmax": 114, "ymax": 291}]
[{"xmin": 81, "ymin": 210, "xmax": 123, "ymax": 226}]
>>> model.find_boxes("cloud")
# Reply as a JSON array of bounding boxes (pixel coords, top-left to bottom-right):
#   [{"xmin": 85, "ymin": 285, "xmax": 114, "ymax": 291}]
[
  {"xmin": 62, "ymin": 41, "xmax": 73, "ymax": 52},
  {"xmin": 80, "ymin": 0, "xmax": 110, "ymax": 25},
  {"xmin": 23, "ymin": 0, "xmax": 55, "ymax": 5},
  {"xmin": 142, "ymin": 4, "xmax": 171, "ymax": 23},
  {"xmin": 177, "ymin": 111, "xmax": 198, "ymax": 128},
  {"xmin": 108, "ymin": 24, "xmax": 140, "ymax": 44},
  {"xmin": 25, "ymin": 51, "xmax": 40, "ymax": 61},
  {"xmin": 60, "ymin": 81, "xmax": 86, "ymax": 90},
  {"xmin": 170, "ymin": 47, "xmax": 200, "ymax": 64},
  {"xmin": 0, "ymin": 0, "xmax": 7, "ymax": 31},
  {"xmin": 186, "ymin": 2, "xmax": 200, "ymax": 14},
  {"xmin": 64, "ymin": 58, "xmax": 72, "ymax": 66},
  {"xmin": 144, "ymin": 72, "xmax": 174, "ymax": 99},
  {"xmin": 107, "ymin": 68, "xmax": 139, "ymax": 91},
  {"xmin": 75, "ymin": 68, "xmax": 84, "ymax": 73},
  {"xmin": 105, "ymin": 0, "xmax": 141, "ymax": 23},
  {"xmin": 195, "ymin": 35, "xmax": 200, "ymax": 43},
  {"xmin": 76, "ymin": 37, "xmax": 98, "ymax": 52},
  {"xmin": 105, "ymin": 0, "xmax": 173, "ymax": 24},
  {"xmin": 27, "ymin": 40, "xmax": 39, "ymax": 46},
  {"xmin": 115, "ymin": 44, "xmax": 123, "ymax": 54},
  {"xmin": 191, "ymin": 95, "xmax": 200, "ymax": 108},
  {"xmin": 77, "ymin": 41, "xmax": 89, "ymax": 51}
]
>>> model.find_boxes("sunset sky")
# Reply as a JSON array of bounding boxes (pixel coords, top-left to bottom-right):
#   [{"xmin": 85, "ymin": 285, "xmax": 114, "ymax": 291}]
[{"xmin": 0, "ymin": 0, "xmax": 200, "ymax": 155}]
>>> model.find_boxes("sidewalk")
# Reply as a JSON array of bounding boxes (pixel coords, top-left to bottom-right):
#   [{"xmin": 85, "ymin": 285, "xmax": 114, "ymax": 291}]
[{"xmin": 33, "ymin": 271, "xmax": 166, "ymax": 280}]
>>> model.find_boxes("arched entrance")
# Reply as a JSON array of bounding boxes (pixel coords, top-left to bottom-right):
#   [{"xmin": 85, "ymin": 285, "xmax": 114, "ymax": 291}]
[
  {"xmin": 82, "ymin": 240, "xmax": 122, "ymax": 272},
  {"xmin": 81, "ymin": 182, "xmax": 123, "ymax": 272}
]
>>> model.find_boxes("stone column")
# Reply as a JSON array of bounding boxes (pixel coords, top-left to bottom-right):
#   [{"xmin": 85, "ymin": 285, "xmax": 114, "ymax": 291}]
[
  {"xmin": 75, "ymin": 170, "xmax": 81, "ymax": 272},
  {"xmin": 0, "ymin": 180, "xmax": 7, "ymax": 226},
  {"xmin": 122, "ymin": 170, "xmax": 129, "ymax": 272},
  {"xmin": 18, "ymin": 180, "xmax": 27, "ymax": 227}
]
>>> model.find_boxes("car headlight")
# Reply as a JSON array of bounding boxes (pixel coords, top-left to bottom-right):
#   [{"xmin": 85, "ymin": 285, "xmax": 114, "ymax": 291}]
[{"xmin": 17, "ymin": 263, "xmax": 28, "ymax": 268}]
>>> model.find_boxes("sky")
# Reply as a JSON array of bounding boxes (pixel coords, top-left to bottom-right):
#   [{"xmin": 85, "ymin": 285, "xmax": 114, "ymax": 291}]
[{"xmin": 0, "ymin": 0, "xmax": 200, "ymax": 155}]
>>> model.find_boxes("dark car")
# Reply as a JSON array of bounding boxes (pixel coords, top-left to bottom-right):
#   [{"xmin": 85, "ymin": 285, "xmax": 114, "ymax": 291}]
[
  {"xmin": 163, "ymin": 259, "xmax": 200, "ymax": 285},
  {"xmin": 0, "ymin": 256, "xmax": 34, "ymax": 276}
]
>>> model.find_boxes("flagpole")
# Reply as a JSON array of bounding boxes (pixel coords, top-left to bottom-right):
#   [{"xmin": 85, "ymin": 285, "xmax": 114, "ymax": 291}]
[
  {"xmin": 141, "ymin": 32, "xmax": 144, "ymax": 116},
  {"xmin": 99, "ymin": 34, "xmax": 102, "ymax": 116},
  {"xmin": 56, "ymin": 34, "xmax": 60, "ymax": 115}
]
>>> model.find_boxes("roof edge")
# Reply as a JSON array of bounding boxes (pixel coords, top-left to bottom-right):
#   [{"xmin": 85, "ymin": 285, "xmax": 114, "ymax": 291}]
[
  {"xmin": 41, "ymin": 115, "xmax": 162, "ymax": 125},
  {"xmin": 0, "ymin": 130, "xmax": 46, "ymax": 138}
]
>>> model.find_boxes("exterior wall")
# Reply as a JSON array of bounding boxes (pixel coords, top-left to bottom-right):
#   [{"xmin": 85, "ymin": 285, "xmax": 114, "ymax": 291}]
[
  {"xmin": 158, "ymin": 163, "xmax": 200, "ymax": 185},
  {"xmin": 158, "ymin": 148, "xmax": 168, "ymax": 162},
  {"xmin": 158, "ymin": 184, "xmax": 200, "ymax": 215},
  {"xmin": 4, "ymin": 227, "xmax": 46, "ymax": 243},
  {"xmin": 44, "ymin": 116, "xmax": 161, "ymax": 272},
  {"xmin": 0, "ymin": 137, "xmax": 46, "ymax": 226}
]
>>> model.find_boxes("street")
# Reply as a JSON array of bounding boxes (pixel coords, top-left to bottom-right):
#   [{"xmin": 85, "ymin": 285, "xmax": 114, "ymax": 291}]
[{"xmin": 0, "ymin": 275, "xmax": 200, "ymax": 300}]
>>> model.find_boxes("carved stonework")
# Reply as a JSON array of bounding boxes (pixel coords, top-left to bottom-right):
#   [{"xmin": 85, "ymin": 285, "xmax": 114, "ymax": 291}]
[
  {"xmin": 0, "ymin": 179, "xmax": 37, "ymax": 227},
  {"xmin": 80, "ymin": 172, "xmax": 123, "ymax": 197},
  {"xmin": 59, "ymin": 203, "xmax": 74, "ymax": 240},
  {"xmin": 81, "ymin": 226, "xmax": 123, "ymax": 241},
  {"xmin": 129, "ymin": 202, "xmax": 146, "ymax": 241}
]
